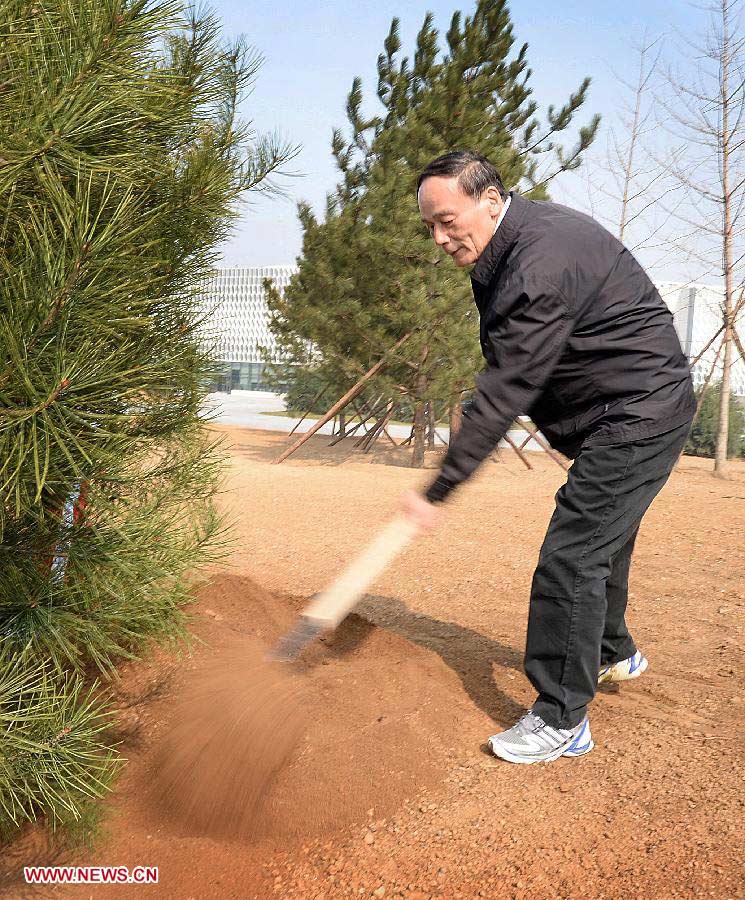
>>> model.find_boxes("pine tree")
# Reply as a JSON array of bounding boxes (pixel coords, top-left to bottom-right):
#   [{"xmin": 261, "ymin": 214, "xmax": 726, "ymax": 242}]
[
  {"xmin": 686, "ymin": 384, "xmax": 745, "ymax": 459},
  {"xmin": 0, "ymin": 0, "xmax": 295, "ymax": 837},
  {"xmin": 266, "ymin": 0, "xmax": 599, "ymax": 464}
]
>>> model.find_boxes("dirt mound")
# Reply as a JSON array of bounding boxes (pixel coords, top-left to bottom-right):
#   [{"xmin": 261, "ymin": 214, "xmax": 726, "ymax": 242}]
[
  {"xmin": 99, "ymin": 574, "xmax": 460, "ymax": 856},
  {"xmin": 0, "ymin": 573, "xmax": 461, "ymax": 896},
  {"xmin": 136, "ymin": 574, "xmax": 457, "ymax": 842}
]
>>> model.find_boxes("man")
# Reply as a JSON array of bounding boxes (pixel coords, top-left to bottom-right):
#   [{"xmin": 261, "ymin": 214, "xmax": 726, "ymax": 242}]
[{"xmin": 402, "ymin": 149, "xmax": 695, "ymax": 765}]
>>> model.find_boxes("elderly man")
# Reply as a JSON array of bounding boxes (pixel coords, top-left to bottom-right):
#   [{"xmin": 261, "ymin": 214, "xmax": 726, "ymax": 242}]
[{"xmin": 403, "ymin": 149, "xmax": 695, "ymax": 765}]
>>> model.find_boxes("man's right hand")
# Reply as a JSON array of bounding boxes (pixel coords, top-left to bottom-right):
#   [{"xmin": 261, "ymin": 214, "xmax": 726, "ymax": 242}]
[{"xmin": 400, "ymin": 489, "xmax": 442, "ymax": 533}]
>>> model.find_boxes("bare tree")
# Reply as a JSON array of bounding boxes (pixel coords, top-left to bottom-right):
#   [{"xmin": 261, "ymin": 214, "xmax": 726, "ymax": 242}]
[
  {"xmin": 564, "ymin": 34, "xmax": 686, "ymax": 275},
  {"xmin": 620, "ymin": 39, "xmax": 663, "ymax": 239},
  {"xmin": 660, "ymin": 0, "xmax": 745, "ymax": 477}
]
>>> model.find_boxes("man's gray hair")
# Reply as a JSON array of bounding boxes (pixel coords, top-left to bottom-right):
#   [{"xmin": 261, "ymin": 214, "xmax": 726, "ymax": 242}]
[{"xmin": 417, "ymin": 149, "xmax": 508, "ymax": 200}]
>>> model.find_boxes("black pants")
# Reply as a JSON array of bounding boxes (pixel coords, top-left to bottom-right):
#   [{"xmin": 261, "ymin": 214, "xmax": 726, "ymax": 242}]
[{"xmin": 526, "ymin": 421, "xmax": 691, "ymax": 729}]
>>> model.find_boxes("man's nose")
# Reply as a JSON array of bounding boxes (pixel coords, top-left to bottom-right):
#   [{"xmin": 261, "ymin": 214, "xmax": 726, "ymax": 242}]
[{"xmin": 432, "ymin": 223, "xmax": 449, "ymax": 246}]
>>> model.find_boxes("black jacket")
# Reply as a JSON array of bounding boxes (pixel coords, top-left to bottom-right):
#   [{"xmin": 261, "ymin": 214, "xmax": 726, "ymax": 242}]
[{"xmin": 426, "ymin": 192, "xmax": 695, "ymax": 503}]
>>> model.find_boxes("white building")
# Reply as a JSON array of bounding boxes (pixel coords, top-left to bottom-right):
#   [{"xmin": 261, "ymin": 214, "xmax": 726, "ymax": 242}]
[
  {"xmin": 658, "ymin": 281, "xmax": 745, "ymax": 397},
  {"xmin": 200, "ymin": 265, "xmax": 298, "ymax": 391},
  {"xmin": 201, "ymin": 268, "xmax": 744, "ymax": 397}
]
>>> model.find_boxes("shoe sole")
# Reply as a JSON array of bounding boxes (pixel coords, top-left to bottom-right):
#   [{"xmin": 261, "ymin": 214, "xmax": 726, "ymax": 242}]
[
  {"xmin": 487, "ymin": 738, "xmax": 594, "ymax": 765},
  {"xmin": 598, "ymin": 655, "xmax": 648, "ymax": 684},
  {"xmin": 562, "ymin": 739, "xmax": 595, "ymax": 758}
]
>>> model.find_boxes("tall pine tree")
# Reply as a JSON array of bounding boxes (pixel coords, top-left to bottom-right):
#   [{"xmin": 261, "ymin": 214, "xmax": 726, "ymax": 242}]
[
  {"xmin": 0, "ymin": 0, "xmax": 295, "ymax": 837},
  {"xmin": 266, "ymin": 0, "xmax": 599, "ymax": 464}
]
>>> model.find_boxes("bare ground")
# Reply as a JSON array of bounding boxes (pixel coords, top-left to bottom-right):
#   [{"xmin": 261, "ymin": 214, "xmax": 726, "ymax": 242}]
[{"xmin": 2, "ymin": 426, "xmax": 743, "ymax": 899}]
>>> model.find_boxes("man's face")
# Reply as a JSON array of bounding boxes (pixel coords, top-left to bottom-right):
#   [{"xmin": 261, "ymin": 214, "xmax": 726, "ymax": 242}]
[{"xmin": 418, "ymin": 176, "xmax": 504, "ymax": 267}]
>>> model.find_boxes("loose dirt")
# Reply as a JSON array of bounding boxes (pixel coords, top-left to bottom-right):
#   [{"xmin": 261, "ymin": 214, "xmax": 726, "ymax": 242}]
[
  {"xmin": 147, "ymin": 630, "xmax": 309, "ymax": 842},
  {"xmin": 2, "ymin": 427, "xmax": 743, "ymax": 899}
]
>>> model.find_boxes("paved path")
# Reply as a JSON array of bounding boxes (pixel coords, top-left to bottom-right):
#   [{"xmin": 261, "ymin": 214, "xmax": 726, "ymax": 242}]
[{"xmin": 205, "ymin": 390, "xmax": 546, "ymax": 452}]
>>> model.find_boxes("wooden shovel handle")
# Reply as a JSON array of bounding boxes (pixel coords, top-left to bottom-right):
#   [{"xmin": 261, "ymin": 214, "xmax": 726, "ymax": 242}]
[{"xmin": 301, "ymin": 514, "xmax": 418, "ymax": 630}]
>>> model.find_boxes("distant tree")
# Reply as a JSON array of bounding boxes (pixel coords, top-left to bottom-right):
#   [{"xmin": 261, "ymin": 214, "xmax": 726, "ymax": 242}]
[
  {"xmin": 660, "ymin": 0, "xmax": 745, "ymax": 476},
  {"xmin": 266, "ymin": 0, "xmax": 599, "ymax": 465},
  {"xmin": 686, "ymin": 383, "xmax": 745, "ymax": 458},
  {"xmin": 278, "ymin": 366, "xmax": 330, "ymax": 415},
  {"xmin": 571, "ymin": 33, "xmax": 687, "ymax": 277}
]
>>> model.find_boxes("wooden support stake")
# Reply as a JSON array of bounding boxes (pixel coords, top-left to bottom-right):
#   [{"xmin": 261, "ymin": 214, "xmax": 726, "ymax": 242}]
[
  {"xmin": 353, "ymin": 398, "xmax": 392, "ymax": 447},
  {"xmin": 381, "ymin": 424, "xmax": 399, "ymax": 447},
  {"xmin": 363, "ymin": 402, "xmax": 396, "ymax": 452},
  {"xmin": 328, "ymin": 398, "xmax": 371, "ymax": 446},
  {"xmin": 273, "ymin": 333, "xmax": 411, "ymax": 464},
  {"xmin": 358, "ymin": 403, "xmax": 389, "ymax": 453},
  {"xmin": 329, "ymin": 416, "xmax": 364, "ymax": 446},
  {"xmin": 517, "ymin": 419, "xmax": 569, "ymax": 471},
  {"xmin": 400, "ymin": 424, "xmax": 416, "ymax": 447},
  {"xmin": 374, "ymin": 398, "xmax": 399, "ymax": 447},
  {"xmin": 288, "ymin": 385, "xmax": 328, "ymax": 436},
  {"xmin": 350, "ymin": 397, "xmax": 369, "ymax": 429},
  {"xmin": 330, "ymin": 397, "xmax": 388, "ymax": 447},
  {"xmin": 504, "ymin": 433, "xmax": 533, "ymax": 470}
]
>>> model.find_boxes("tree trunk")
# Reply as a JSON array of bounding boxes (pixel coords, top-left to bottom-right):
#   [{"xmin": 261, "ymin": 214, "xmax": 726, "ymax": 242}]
[
  {"xmin": 426, "ymin": 401, "xmax": 436, "ymax": 450},
  {"xmin": 338, "ymin": 410, "xmax": 346, "ymax": 438},
  {"xmin": 410, "ymin": 344, "xmax": 429, "ymax": 467},
  {"xmin": 715, "ymin": 310, "xmax": 733, "ymax": 476},
  {"xmin": 411, "ymin": 402, "xmax": 426, "ymax": 467},
  {"xmin": 715, "ymin": 5, "xmax": 733, "ymax": 479},
  {"xmin": 449, "ymin": 383, "xmax": 464, "ymax": 443}
]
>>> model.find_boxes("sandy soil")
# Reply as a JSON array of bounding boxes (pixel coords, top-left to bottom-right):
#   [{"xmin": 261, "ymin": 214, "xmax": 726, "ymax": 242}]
[{"xmin": 2, "ymin": 426, "xmax": 743, "ymax": 899}]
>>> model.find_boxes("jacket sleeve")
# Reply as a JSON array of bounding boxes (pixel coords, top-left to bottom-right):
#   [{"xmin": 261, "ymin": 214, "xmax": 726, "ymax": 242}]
[{"xmin": 425, "ymin": 278, "xmax": 573, "ymax": 502}]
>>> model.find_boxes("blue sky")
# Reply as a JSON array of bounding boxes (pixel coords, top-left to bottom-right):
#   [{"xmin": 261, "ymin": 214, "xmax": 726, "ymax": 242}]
[{"xmin": 209, "ymin": 0, "xmax": 709, "ymax": 278}]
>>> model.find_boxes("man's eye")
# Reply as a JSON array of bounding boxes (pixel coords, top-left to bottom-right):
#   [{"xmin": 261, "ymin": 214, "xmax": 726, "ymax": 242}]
[{"xmin": 441, "ymin": 219, "xmax": 454, "ymax": 225}]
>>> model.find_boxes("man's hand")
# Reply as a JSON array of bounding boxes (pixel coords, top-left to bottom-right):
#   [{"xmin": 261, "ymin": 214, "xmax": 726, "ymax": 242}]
[{"xmin": 400, "ymin": 489, "xmax": 442, "ymax": 533}]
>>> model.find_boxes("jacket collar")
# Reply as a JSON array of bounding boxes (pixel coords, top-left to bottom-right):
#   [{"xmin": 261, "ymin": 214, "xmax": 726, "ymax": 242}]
[{"xmin": 470, "ymin": 191, "xmax": 528, "ymax": 286}]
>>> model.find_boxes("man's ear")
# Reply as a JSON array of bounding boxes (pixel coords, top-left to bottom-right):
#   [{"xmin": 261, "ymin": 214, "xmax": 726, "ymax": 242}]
[{"xmin": 485, "ymin": 186, "xmax": 503, "ymax": 216}]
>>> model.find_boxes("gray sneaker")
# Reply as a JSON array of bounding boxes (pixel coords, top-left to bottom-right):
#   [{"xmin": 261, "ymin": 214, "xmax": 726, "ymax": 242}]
[{"xmin": 487, "ymin": 711, "xmax": 593, "ymax": 764}]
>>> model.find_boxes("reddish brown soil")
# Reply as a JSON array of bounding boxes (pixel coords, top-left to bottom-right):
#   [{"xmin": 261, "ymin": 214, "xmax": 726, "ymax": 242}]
[{"xmin": 2, "ymin": 427, "xmax": 743, "ymax": 899}]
